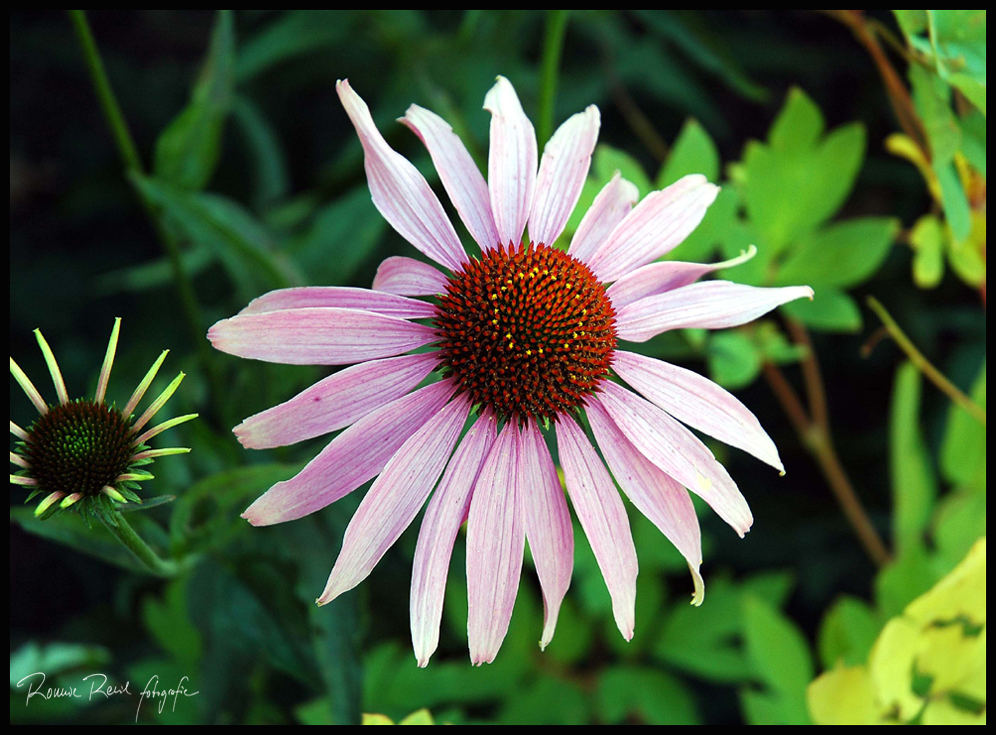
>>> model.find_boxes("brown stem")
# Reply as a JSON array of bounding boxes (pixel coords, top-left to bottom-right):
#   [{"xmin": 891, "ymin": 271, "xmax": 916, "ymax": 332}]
[
  {"xmin": 762, "ymin": 360, "xmax": 892, "ymax": 568},
  {"xmin": 828, "ymin": 10, "xmax": 928, "ymax": 154}
]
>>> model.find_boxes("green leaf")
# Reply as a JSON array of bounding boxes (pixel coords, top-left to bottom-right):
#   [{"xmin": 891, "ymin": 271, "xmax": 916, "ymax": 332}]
[
  {"xmin": 10, "ymin": 641, "xmax": 111, "ymax": 687},
  {"xmin": 817, "ymin": 596, "xmax": 882, "ymax": 669},
  {"xmin": 10, "ymin": 506, "xmax": 160, "ymax": 575},
  {"xmin": 706, "ymin": 330, "xmax": 762, "ymax": 389},
  {"xmin": 141, "ymin": 577, "xmax": 203, "ymax": 665},
  {"xmin": 287, "ymin": 186, "xmax": 389, "ymax": 286},
  {"xmin": 658, "ymin": 118, "xmax": 720, "ymax": 187},
  {"xmin": 874, "ymin": 545, "xmax": 937, "ymax": 619},
  {"xmin": 653, "ymin": 575, "xmax": 752, "ymax": 682},
  {"xmin": 926, "ymin": 11, "xmax": 987, "ymax": 115},
  {"xmin": 934, "ymin": 160, "xmax": 971, "ymax": 242},
  {"xmin": 938, "ymin": 360, "xmax": 986, "ymax": 492},
  {"xmin": 781, "ymin": 288, "xmax": 860, "ymax": 332},
  {"xmin": 777, "ymin": 217, "xmax": 898, "ymax": 289},
  {"xmin": 132, "ymin": 174, "xmax": 297, "ymax": 301},
  {"xmin": 741, "ymin": 89, "xmax": 865, "ymax": 251},
  {"xmin": 597, "ymin": 666, "xmax": 700, "ymax": 724},
  {"xmin": 593, "ymin": 144, "xmax": 652, "ymax": 198},
  {"xmin": 893, "ymin": 10, "xmax": 928, "ymax": 38},
  {"xmin": 236, "ymin": 10, "xmax": 356, "ymax": 82},
  {"xmin": 768, "ymin": 87, "xmax": 824, "ymax": 153},
  {"xmin": 740, "ymin": 595, "xmax": 813, "ymax": 724},
  {"xmin": 497, "ymin": 677, "xmax": 589, "ymax": 725},
  {"xmin": 169, "ymin": 463, "xmax": 301, "ymax": 555},
  {"xmin": 933, "ymin": 490, "xmax": 987, "ymax": 571},
  {"xmin": 909, "ymin": 214, "xmax": 946, "ymax": 288},
  {"xmin": 231, "ymin": 95, "xmax": 290, "ymax": 209},
  {"xmin": 889, "ymin": 362, "xmax": 938, "ymax": 554},
  {"xmin": 153, "ymin": 11, "xmax": 235, "ymax": 191}
]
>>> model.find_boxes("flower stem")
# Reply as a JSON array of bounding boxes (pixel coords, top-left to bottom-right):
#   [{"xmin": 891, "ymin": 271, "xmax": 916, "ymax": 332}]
[
  {"xmin": 867, "ymin": 297, "xmax": 985, "ymax": 425},
  {"xmin": 101, "ymin": 511, "xmax": 181, "ymax": 577},
  {"xmin": 764, "ymin": 323, "xmax": 891, "ymax": 568},
  {"xmin": 537, "ymin": 10, "xmax": 570, "ymax": 147},
  {"xmin": 68, "ymin": 10, "xmax": 228, "ymax": 426}
]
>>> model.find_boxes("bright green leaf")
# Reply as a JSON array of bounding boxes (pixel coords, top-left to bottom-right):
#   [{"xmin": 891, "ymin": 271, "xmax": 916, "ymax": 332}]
[
  {"xmin": 777, "ymin": 217, "xmax": 898, "ymax": 289},
  {"xmin": 889, "ymin": 362, "xmax": 938, "ymax": 554},
  {"xmin": 706, "ymin": 330, "xmax": 762, "ymax": 389},
  {"xmin": 817, "ymin": 596, "xmax": 882, "ymax": 669},
  {"xmin": 153, "ymin": 11, "xmax": 235, "ymax": 191},
  {"xmin": 939, "ymin": 360, "xmax": 986, "ymax": 492},
  {"xmin": 909, "ymin": 214, "xmax": 946, "ymax": 288},
  {"xmin": 593, "ymin": 144, "xmax": 652, "ymax": 197},
  {"xmin": 781, "ymin": 288, "xmax": 860, "ymax": 332},
  {"xmin": 658, "ymin": 118, "xmax": 720, "ymax": 187}
]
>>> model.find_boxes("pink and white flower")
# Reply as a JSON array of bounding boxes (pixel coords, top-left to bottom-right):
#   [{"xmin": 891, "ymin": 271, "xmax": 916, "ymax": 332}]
[{"xmin": 208, "ymin": 76, "xmax": 812, "ymax": 666}]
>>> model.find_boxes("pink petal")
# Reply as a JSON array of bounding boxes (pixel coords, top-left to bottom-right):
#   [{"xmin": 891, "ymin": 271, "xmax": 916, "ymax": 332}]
[
  {"xmin": 586, "ymin": 174, "xmax": 719, "ymax": 284},
  {"xmin": 615, "ymin": 281, "xmax": 814, "ymax": 342},
  {"xmin": 605, "ymin": 246, "xmax": 758, "ymax": 309},
  {"xmin": 568, "ymin": 173, "xmax": 639, "ymax": 264},
  {"xmin": 372, "ymin": 256, "xmax": 449, "ymax": 296},
  {"xmin": 336, "ymin": 79, "xmax": 466, "ymax": 271},
  {"xmin": 317, "ymin": 395, "xmax": 470, "ymax": 605},
  {"xmin": 401, "ymin": 104, "xmax": 500, "ymax": 251},
  {"xmin": 467, "ymin": 421, "xmax": 525, "ymax": 665},
  {"xmin": 208, "ymin": 307, "xmax": 436, "ymax": 365},
  {"xmin": 520, "ymin": 418, "xmax": 573, "ymax": 649},
  {"xmin": 528, "ymin": 105, "xmax": 600, "ymax": 247},
  {"xmin": 238, "ymin": 286, "xmax": 436, "ymax": 320},
  {"xmin": 242, "ymin": 379, "xmax": 455, "ymax": 526},
  {"xmin": 484, "ymin": 76, "xmax": 537, "ymax": 247},
  {"xmin": 586, "ymin": 399, "xmax": 705, "ymax": 605},
  {"xmin": 234, "ymin": 352, "xmax": 439, "ymax": 449},
  {"xmin": 411, "ymin": 409, "xmax": 498, "ymax": 667},
  {"xmin": 612, "ymin": 350, "xmax": 783, "ymax": 472},
  {"xmin": 555, "ymin": 417, "xmax": 638, "ymax": 641},
  {"xmin": 592, "ymin": 382, "xmax": 753, "ymax": 536}
]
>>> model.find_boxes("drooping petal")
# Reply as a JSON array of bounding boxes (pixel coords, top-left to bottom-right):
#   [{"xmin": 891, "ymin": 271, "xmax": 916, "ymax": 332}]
[
  {"xmin": 242, "ymin": 379, "xmax": 455, "ymax": 526},
  {"xmin": 235, "ymin": 353, "xmax": 439, "ymax": 449},
  {"xmin": 592, "ymin": 382, "xmax": 753, "ymax": 537},
  {"xmin": 317, "ymin": 395, "xmax": 470, "ymax": 604},
  {"xmin": 467, "ymin": 421, "xmax": 525, "ymax": 665},
  {"xmin": 336, "ymin": 79, "xmax": 466, "ymax": 271},
  {"xmin": 528, "ymin": 105, "xmax": 600, "ymax": 247},
  {"xmin": 605, "ymin": 246, "xmax": 758, "ymax": 309},
  {"xmin": 372, "ymin": 256, "xmax": 450, "ymax": 296},
  {"xmin": 411, "ymin": 410, "xmax": 498, "ymax": 667},
  {"xmin": 568, "ymin": 173, "xmax": 639, "ymax": 264},
  {"xmin": 239, "ymin": 286, "xmax": 436, "ymax": 320},
  {"xmin": 612, "ymin": 350, "xmax": 783, "ymax": 472},
  {"xmin": 208, "ymin": 307, "xmax": 436, "ymax": 365},
  {"xmin": 402, "ymin": 104, "xmax": 500, "ymax": 251},
  {"xmin": 615, "ymin": 281, "xmax": 814, "ymax": 342},
  {"xmin": 484, "ymin": 76, "xmax": 537, "ymax": 247},
  {"xmin": 585, "ymin": 175, "xmax": 719, "ymax": 284},
  {"xmin": 555, "ymin": 417, "xmax": 638, "ymax": 641},
  {"xmin": 586, "ymin": 399, "xmax": 705, "ymax": 605},
  {"xmin": 520, "ymin": 418, "xmax": 573, "ymax": 649}
]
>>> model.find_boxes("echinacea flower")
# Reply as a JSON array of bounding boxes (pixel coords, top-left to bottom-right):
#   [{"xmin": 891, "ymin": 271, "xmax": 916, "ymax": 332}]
[
  {"xmin": 10, "ymin": 318, "xmax": 196, "ymax": 521},
  {"xmin": 208, "ymin": 76, "xmax": 813, "ymax": 666}
]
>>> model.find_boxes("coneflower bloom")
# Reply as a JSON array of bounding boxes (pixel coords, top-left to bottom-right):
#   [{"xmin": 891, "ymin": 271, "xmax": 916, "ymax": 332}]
[
  {"xmin": 10, "ymin": 318, "xmax": 196, "ymax": 521},
  {"xmin": 208, "ymin": 77, "xmax": 812, "ymax": 666}
]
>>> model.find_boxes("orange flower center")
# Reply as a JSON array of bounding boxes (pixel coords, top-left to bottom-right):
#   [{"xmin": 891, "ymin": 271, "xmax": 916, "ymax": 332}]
[{"xmin": 435, "ymin": 242, "xmax": 617, "ymax": 422}]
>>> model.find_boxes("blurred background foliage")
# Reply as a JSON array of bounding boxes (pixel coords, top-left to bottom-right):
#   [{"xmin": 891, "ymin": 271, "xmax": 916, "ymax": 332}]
[{"xmin": 9, "ymin": 9, "xmax": 985, "ymax": 725}]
